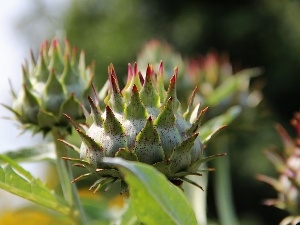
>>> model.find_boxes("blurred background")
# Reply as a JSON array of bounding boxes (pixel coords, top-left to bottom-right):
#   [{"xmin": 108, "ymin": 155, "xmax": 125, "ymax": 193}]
[{"xmin": 1, "ymin": 0, "xmax": 300, "ymax": 224}]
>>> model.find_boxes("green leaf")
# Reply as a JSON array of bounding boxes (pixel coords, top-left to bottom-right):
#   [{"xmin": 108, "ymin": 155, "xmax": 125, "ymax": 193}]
[
  {"xmin": 103, "ymin": 158, "xmax": 198, "ymax": 225},
  {"xmin": 0, "ymin": 143, "xmax": 56, "ymax": 163},
  {"xmin": 0, "ymin": 155, "xmax": 70, "ymax": 215},
  {"xmin": 199, "ymin": 106, "xmax": 241, "ymax": 143}
]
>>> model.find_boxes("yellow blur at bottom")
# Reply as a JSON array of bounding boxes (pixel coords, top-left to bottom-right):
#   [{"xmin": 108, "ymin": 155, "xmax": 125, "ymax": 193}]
[{"xmin": 0, "ymin": 210, "xmax": 74, "ymax": 225}]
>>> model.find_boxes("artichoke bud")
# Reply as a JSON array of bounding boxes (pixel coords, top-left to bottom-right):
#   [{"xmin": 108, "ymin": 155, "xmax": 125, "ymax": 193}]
[
  {"xmin": 5, "ymin": 38, "xmax": 94, "ymax": 135},
  {"xmin": 64, "ymin": 61, "xmax": 225, "ymax": 193}
]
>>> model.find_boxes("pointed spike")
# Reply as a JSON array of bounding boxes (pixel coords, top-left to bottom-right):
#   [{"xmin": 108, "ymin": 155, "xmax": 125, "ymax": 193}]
[
  {"xmin": 23, "ymin": 85, "xmax": 40, "ymax": 123},
  {"xmin": 172, "ymin": 171, "xmax": 203, "ymax": 178},
  {"xmin": 64, "ymin": 39, "xmax": 71, "ymax": 57},
  {"xmin": 127, "ymin": 63, "xmax": 133, "ymax": 83},
  {"xmin": 103, "ymin": 106, "xmax": 125, "ymax": 135},
  {"xmin": 146, "ymin": 64, "xmax": 152, "ymax": 77},
  {"xmin": 71, "ymin": 46, "xmax": 77, "ymax": 66},
  {"xmin": 21, "ymin": 65, "xmax": 32, "ymax": 88},
  {"xmin": 88, "ymin": 96, "xmax": 102, "ymax": 126},
  {"xmin": 63, "ymin": 113, "xmax": 81, "ymax": 130},
  {"xmin": 78, "ymin": 50, "xmax": 86, "ymax": 78},
  {"xmin": 90, "ymin": 178, "xmax": 106, "ymax": 191},
  {"xmin": 186, "ymin": 107, "xmax": 209, "ymax": 136},
  {"xmin": 181, "ymin": 177, "xmax": 204, "ymax": 191},
  {"xmin": 157, "ymin": 61, "xmax": 166, "ymax": 103},
  {"xmin": 158, "ymin": 61, "xmax": 164, "ymax": 76},
  {"xmin": 154, "ymin": 97, "xmax": 175, "ymax": 127},
  {"xmin": 48, "ymin": 38, "xmax": 64, "ymax": 74},
  {"xmin": 61, "ymin": 157, "xmax": 92, "ymax": 169},
  {"xmin": 58, "ymin": 139, "xmax": 81, "ymax": 154},
  {"xmin": 104, "ymin": 178, "xmax": 119, "ymax": 192},
  {"xmin": 169, "ymin": 133, "xmax": 199, "ymax": 173},
  {"xmin": 76, "ymin": 128, "xmax": 103, "ymax": 154},
  {"xmin": 79, "ymin": 102, "xmax": 91, "ymax": 121},
  {"xmin": 264, "ymin": 149, "xmax": 286, "ymax": 173},
  {"xmin": 71, "ymin": 173, "xmax": 93, "ymax": 183},
  {"xmin": 108, "ymin": 66, "xmax": 123, "ymax": 113},
  {"xmin": 29, "ymin": 49, "xmax": 36, "ymax": 64},
  {"xmin": 188, "ymin": 153, "xmax": 226, "ymax": 172},
  {"xmin": 61, "ymin": 54, "xmax": 79, "ymax": 89},
  {"xmin": 165, "ymin": 71, "xmax": 180, "ymax": 110},
  {"xmin": 35, "ymin": 51, "xmax": 49, "ymax": 82},
  {"xmin": 183, "ymin": 86, "xmax": 198, "ymax": 120},
  {"xmin": 256, "ymin": 174, "xmax": 283, "ymax": 192},
  {"xmin": 203, "ymin": 125, "xmax": 226, "ymax": 144},
  {"xmin": 133, "ymin": 62, "xmax": 138, "ymax": 76},
  {"xmin": 139, "ymin": 67, "xmax": 160, "ymax": 109},
  {"xmin": 8, "ymin": 79, "xmax": 17, "ymax": 99},
  {"xmin": 1, "ymin": 103, "xmax": 23, "ymax": 120},
  {"xmin": 133, "ymin": 116, "xmax": 165, "ymax": 164},
  {"xmin": 59, "ymin": 93, "xmax": 82, "ymax": 123},
  {"xmin": 43, "ymin": 70, "xmax": 65, "ymax": 115},
  {"xmin": 275, "ymin": 124, "xmax": 295, "ymax": 155},
  {"xmin": 108, "ymin": 64, "xmax": 120, "ymax": 90},
  {"xmin": 124, "ymin": 84, "xmax": 147, "ymax": 120},
  {"xmin": 122, "ymin": 63, "xmax": 142, "ymax": 102},
  {"xmin": 139, "ymin": 71, "xmax": 144, "ymax": 86}
]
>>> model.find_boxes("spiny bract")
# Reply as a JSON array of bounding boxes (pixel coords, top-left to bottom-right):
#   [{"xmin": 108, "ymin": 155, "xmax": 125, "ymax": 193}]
[
  {"xmin": 3, "ymin": 38, "xmax": 94, "ymax": 135},
  {"xmin": 63, "ymin": 62, "xmax": 224, "ymax": 192}
]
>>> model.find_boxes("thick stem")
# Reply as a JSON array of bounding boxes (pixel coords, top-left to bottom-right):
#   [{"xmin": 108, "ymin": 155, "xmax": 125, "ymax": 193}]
[
  {"xmin": 51, "ymin": 128, "xmax": 88, "ymax": 225},
  {"xmin": 213, "ymin": 135, "xmax": 239, "ymax": 225}
]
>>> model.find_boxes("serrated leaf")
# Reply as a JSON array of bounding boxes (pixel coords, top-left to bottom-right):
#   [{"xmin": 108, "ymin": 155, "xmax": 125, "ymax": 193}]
[
  {"xmin": 103, "ymin": 158, "xmax": 197, "ymax": 225},
  {"xmin": 0, "ymin": 143, "xmax": 56, "ymax": 163},
  {"xmin": 0, "ymin": 155, "xmax": 70, "ymax": 215}
]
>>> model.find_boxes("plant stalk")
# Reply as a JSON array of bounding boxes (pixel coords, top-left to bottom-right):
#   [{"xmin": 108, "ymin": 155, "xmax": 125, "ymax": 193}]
[
  {"xmin": 213, "ymin": 134, "xmax": 239, "ymax": 225},
  {"xmin": 52, "ymin": 128, "xmax": 88, "ymax": 225}
]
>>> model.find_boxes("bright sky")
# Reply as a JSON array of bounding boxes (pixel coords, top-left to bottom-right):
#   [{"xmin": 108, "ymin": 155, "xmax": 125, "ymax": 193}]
[{"xmin": 0, "ymin": 1, "xmax": 41, "ymax": 151}]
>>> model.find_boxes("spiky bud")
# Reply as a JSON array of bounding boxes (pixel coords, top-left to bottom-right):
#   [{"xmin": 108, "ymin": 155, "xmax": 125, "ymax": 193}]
[
  {"xmin": 4, "ymin": 38, "xmax": 94, "ymax": 135},
  {"xmin": 63, "ymin": 62, "xmax": 225, "ymax": 193}
]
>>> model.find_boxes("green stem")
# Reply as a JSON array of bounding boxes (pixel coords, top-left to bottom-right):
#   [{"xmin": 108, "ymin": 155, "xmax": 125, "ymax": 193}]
[
  {"xmin": 213, "ymin": 135, "xmax": 239, "ymax": 225},
  {"xmin": 51, "ymin": 128, "xmax": 88, "ymax": 225}
]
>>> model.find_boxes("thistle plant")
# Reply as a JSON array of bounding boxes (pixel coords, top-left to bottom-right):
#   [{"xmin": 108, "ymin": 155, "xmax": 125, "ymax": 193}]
[
  {"xmin": 0, "ymin": 37, "xmax": 235, "ymax": 225},
  {"xmin": 3, "ymin": 38, "xmax": 94, "ymax": 135},
  {"xmin": 257, "ymin": 112, "xmax": 300, "ymax": 225},
  {"xmin": 63, "ymin": 61, "xmax": 225, "ymax": 193}
]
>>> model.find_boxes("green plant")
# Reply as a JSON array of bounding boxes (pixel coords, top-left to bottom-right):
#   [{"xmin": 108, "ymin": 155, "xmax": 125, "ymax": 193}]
[
  {"xmin": 1, "ymin": 38, "xmax": 244, "ymax": 225},
  {"xmin": 1, "ymin": 37, "xmax": 269, "ymax": 225},
  {"xmin": 63, "ymin": 61, "xmax": 225, "ymax": 193}
]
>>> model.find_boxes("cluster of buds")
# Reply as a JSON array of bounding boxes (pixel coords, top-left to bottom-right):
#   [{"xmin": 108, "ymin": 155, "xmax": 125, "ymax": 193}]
[
  {"xmin": 137, "ymin": 39, "xmax": 262, "ymax": 113},
  {"xmin": 257, "ymin": 112, "xmax": 300, "ymax": 225}
]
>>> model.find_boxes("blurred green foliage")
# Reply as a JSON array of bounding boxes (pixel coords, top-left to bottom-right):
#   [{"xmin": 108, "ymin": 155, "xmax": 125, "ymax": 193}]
[{"xmin": 15, "ymin": 0, "xmax": 300, "ymax": 224}]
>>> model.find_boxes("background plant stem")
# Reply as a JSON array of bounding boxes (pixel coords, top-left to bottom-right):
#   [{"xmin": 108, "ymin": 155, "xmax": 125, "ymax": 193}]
[
  {"xmin": 213, "ymin": 134, "xmax": 239, "ymax": 225},
  {"xmin": 51, "ymin": 128, "xmax": 88, "ymax": 225}
]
